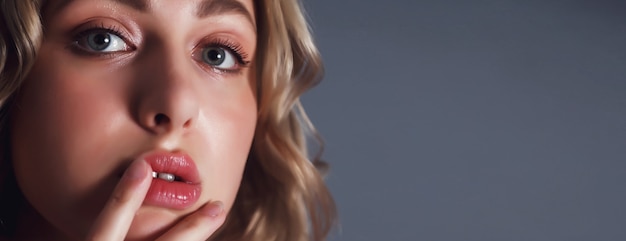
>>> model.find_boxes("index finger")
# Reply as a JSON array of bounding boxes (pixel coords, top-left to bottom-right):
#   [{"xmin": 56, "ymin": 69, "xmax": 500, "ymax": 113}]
[{"xmin": 85, "ymin": 159, "xmax": 152, "ymax": 241}]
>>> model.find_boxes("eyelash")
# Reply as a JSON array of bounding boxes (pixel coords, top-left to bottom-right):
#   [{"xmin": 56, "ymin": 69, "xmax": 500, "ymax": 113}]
[
  {"xmin": 206, "ymin": 38, "xmax": 250, "ymax": 66},
  {"xmin": 74, "ymin": 24, "xmax": 126, "ymax": 42},
  {"xmin": 71, "ymin": 24, "xmax": 251, "ymax": 73},
  {"xmin": 71, "ymin": 23, "xmax": 132, "ymax": 55},
  {"xmin": 197, "ymin": 38, "xmax": 250, "ymax": 74}
]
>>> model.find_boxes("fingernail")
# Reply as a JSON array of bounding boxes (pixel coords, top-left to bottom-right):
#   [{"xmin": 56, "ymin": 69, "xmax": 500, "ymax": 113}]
[
  {"xmin": 123, "ymin": 160, "xmax": 147, "ymax": 182},
  {"xmin": 205, "ymin": 201, "xmax": 224, "ymax": 217}
]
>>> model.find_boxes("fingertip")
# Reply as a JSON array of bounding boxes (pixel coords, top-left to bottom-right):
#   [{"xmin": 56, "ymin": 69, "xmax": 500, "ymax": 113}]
[
  {"xmin": 201, "ymin": 201, "xmax": 224, "ymax": 218},
  {"xmin": 123, "ymin": 159, "xmax": 150, "ymax": 183}
]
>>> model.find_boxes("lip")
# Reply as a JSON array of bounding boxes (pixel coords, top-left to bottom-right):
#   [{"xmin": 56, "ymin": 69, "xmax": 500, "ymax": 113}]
[{"xmin": 141, "ymin": 151, "xmax": 202, "ymax": 210}]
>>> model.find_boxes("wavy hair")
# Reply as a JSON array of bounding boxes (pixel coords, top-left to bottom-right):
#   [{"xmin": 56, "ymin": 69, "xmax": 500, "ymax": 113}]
[
  {"xmin": 0, "ymin": 0, "xmax": 336, "ymax": 240},
  {"xmin": 0, "ymin": 0, "xmax": 43, "ymax": 235}
]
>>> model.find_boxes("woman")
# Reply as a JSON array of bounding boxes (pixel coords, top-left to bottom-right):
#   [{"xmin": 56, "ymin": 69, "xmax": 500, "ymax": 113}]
[{"xmin": 0, "ymin": 0, "xmax": 336, "ymax": 240}]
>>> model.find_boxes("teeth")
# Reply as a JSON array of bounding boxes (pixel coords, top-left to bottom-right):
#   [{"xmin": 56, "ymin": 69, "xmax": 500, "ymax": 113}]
[{"xmin": 152, "ymin": 171, "xmax": 176, "ymax": 182}]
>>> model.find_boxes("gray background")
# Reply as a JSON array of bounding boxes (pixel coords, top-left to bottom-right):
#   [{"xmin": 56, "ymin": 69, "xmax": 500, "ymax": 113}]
[{"xmin": 301, "ymin": 1, "xmax": 626, "ymax": 241}]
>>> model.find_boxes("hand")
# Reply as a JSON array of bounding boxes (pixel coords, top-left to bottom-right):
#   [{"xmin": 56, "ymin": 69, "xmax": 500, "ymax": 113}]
[{"xmin": 85, "ymin": 159, "xmax": 225, "ymax": 241}]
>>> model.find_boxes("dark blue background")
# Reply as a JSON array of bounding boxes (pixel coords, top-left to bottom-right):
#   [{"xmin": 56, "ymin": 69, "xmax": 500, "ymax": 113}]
[{"xmin": 302, "ymin": 1, "xmax": 626, "ymax": 240}]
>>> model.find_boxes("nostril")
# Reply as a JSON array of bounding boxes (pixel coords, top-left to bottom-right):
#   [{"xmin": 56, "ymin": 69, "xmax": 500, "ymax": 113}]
[
  {"xmin": 183, "ymin": 119, "xmax": 192, "ymax": 128},
  {"xmin": 154, "ymin": 113, "xmax": 170, "ymax": 126}
]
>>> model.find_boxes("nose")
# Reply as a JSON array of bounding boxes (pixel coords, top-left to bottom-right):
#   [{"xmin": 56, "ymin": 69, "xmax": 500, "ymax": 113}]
[{"xmin": 133, "ymin": 45, "xmax": 200, "ymax": 135}]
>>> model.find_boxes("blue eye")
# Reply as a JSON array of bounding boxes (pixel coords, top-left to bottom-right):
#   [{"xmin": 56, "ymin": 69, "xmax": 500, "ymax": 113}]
[
  {"xmin": 77, "ymin": 30, "xmax": 129, "ymax": 53},
  {"xmin": 201, "ymin": 47, "xmax": 236, "ymax": 69}
]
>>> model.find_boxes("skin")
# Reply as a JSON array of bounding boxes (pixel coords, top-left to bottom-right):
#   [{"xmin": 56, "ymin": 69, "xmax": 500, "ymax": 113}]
[{"xmin": 7, "ymin": 0, "xmax": 257, "ymax": 240}]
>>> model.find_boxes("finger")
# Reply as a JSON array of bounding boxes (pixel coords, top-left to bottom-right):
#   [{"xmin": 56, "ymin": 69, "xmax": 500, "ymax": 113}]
[
  {"xmin": 155, "ymin": 201, "xmax": 226, "ymax": 241},
  {"xmin": 86, "ymin": 159, "xmax": 152, "ymax": 241}
]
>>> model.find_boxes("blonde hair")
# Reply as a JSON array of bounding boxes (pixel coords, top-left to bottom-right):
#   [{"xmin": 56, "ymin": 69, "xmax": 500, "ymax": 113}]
[{"xmin": 0, "ymin": 0, "xmax": 336, "ymax": 240}]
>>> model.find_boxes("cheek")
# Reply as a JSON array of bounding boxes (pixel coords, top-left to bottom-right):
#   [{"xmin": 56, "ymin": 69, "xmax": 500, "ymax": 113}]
[
  {"xmin": 194, "ymin": 76, "xmax": 258, "ymax": 209},
  {"xmin": 9, "ymin": 49, "xmax": 131, "ymax": 234}
]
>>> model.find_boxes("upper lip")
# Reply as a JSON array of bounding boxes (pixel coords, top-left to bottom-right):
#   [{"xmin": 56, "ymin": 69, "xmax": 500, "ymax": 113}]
[{"xmin": 141, "ymin": 151, "xmax": 201, "ymax": 184}]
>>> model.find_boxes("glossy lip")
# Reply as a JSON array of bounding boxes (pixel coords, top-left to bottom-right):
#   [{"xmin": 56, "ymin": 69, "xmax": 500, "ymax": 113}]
[{"xmin": 141, "ymin": 151, "xmax": 202, "ymax": 210}]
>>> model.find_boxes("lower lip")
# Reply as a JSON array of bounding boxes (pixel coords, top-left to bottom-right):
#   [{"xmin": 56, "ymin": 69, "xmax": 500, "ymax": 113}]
[
  {"xmin": 144, "ymin": 179, "xmax": 201, "ymax": 210},
  {"xmin": 140, "ymin": 152, "xmax": 202, "ymax": 210}
]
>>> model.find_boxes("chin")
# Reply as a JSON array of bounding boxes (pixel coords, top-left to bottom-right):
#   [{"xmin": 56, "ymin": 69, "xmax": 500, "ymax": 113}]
[{"xmin": 124, "ymin": 207, "xmax": 182, "ymax": 241}]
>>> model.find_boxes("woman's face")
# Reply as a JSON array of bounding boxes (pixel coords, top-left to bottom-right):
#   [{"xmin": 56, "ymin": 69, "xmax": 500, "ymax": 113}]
[{"xmin": 9, "ymin": 0, "xmax": 257, "ymax": 239}]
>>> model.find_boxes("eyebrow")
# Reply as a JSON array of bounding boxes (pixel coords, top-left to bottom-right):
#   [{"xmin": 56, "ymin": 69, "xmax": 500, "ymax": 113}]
[
  {"xmin": 112, "ymin": 0, "xmax": 255, "ymax": 27},
  {"xmin": 113, "ymin": 0, "xmax": 147, "ymax": 11}
]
